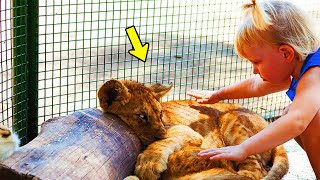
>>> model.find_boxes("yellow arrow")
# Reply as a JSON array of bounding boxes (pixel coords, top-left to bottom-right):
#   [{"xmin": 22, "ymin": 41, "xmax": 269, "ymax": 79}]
[{"xmin": 125, "ymin": 26, "xmax": 149, "ymax": 62}]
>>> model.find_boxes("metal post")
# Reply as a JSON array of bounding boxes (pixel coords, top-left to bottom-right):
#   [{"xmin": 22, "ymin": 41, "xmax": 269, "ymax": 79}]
[
  {"xmin": 12, "ymin": 0, "xmax": 28, "ymax": 144},
  {"xmin": 26, "ymin": 0, "xmax": 39, "ymax": 142},
  {"xmin": 12, "ymin": 0, "xmax": 38, "ymax": 144}
]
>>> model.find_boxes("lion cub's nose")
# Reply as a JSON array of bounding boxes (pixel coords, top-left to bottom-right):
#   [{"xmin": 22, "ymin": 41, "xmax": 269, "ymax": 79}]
[{"xmin": 154, "ymin": 127, "xmax": 167, "ymax": 139}]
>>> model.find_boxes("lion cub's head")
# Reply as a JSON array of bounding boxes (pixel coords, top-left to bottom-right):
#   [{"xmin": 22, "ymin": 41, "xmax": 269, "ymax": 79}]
[{"xmin": 98, "ymin": 79, "xmax": 172, "ymax": 145}]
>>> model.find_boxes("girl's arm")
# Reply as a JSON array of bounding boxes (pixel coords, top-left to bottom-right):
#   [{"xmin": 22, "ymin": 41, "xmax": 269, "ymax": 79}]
[
  {"xmin": 198, "ymin": 67, "xmax": 320, "ymax": 160},
  {"xmin": 217, "ymin": 76, "xmax": 290, "ymax": 99},
  {"xmin": 242, "ymin": 67, "xmax": 320, "ymax": 156},
  {"xmin": 188, "ymin": 76, "xmax": 290, "ymax": 104}
]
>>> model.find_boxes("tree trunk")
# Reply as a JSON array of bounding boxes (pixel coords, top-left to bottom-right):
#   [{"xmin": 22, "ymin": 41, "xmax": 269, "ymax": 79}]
[{"xmin": 0, "ymin": 108, "xmax": 141, "ymax": 180}]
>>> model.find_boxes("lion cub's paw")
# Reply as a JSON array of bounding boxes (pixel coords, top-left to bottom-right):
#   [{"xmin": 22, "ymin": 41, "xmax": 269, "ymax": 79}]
[
  {"xmin": 123, "ymin": 175, "xmax": 140, "ymax": 180},
  {"xmin": 134, "ymin": 125, "xmax": 203, "ymax": 180},
  {"xmin": 135, "ymin": 153, "xmax": 167, "ymax": 180}
]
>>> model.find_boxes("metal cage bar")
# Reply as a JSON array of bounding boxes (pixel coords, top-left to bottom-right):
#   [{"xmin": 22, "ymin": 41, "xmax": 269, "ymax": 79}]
[
  {"xmin": 11, "ymin": 0, "xmax": 38, "ymax": 144},
  {"xmin": 12, "ymin": 0, "xmax": 29, "ymax": 144}
]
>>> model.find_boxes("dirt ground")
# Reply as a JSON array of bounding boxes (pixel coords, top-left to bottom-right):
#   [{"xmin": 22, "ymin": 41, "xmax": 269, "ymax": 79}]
[{"xmin": 283, "ymin": 140, "xmax": 316, "ymax": 180}]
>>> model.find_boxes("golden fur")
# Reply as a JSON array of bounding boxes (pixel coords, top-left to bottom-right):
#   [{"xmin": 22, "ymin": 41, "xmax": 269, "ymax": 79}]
[{"xmin": 98, "ymin": 79, "xmax": 289, "ymax": 180}]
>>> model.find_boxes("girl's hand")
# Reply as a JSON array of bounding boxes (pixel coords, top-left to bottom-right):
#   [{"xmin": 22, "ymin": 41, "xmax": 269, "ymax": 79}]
[
  {"xmin": 187, "ymin": 90, "xmax": 221, "ymax": 104},
  {"xmin": 197, "ymin": 145, "xmax": 248, "ymax": 161}
]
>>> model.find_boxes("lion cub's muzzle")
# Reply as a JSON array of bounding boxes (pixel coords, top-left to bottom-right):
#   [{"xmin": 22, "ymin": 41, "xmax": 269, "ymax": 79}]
[{"xmin": 154, "ymin": 126, "xmax": 170, "ymax": 140}]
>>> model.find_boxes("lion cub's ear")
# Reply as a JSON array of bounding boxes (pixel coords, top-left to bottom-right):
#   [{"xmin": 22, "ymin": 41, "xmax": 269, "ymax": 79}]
[
  {"xmin": 97, "ymin": 79, "xmax": 131, "ymax": 111},
  {"xmin": 147, "ymin": 82, "xmax": 173, "ymax": 101}
]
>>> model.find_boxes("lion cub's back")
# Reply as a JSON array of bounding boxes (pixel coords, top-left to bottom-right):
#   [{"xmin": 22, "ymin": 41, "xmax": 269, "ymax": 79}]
[
  {"xmin": 161, "ymin": 100, "xmax": 262, "ymax": 123},
  {"xmin": 161, "ymin": 100, "xmax": 268, "ymax": 137}
]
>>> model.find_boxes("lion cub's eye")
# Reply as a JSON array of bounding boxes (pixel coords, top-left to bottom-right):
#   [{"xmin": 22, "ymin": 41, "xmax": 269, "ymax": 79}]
[{"xmin": 138, "ymin": 114, "xmax": 148, "ymax": 123}]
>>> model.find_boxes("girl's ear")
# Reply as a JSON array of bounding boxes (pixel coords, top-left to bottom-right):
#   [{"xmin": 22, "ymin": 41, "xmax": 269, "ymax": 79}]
[{"xmin": 279, "ymin": 45, "xmax": 295, "ymax": 63}]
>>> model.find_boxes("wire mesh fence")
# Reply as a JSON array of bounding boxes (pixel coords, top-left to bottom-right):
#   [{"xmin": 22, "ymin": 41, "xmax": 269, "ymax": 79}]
[
  {"xmin": 1, "ymin": 0, "xmax": 320, "ymax": 144},
  {"xmin": 1, "ymin": 0, "xmax": 29, "ymax": 143}
]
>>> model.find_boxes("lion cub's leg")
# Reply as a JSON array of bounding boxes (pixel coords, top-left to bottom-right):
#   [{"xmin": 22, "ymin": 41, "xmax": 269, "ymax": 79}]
[
  {"xmin": 220, "ymin": 112, "xmax": 268, "ymax": 179},
  {"xmin": 134, "ymin": 125, "xmax": 203, "ymax": 180}
]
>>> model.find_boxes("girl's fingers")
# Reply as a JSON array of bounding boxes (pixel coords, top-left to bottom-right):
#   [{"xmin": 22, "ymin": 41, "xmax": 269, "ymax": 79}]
[
  {"xmin": 198, "ymin": 149, "xmax": 224, "ymax": 156},
  {"xmin": 187, "ymin": 90, "xmax": 202, "ymax": 94},
  {"xmin": 198, "ymin": 145, "xmax": 246, "ymax": 161},
  {"xmin": 199, "ymin": 148, "xmax": 220, "ymax": 154},
  {"xmin": 187, "ymin": 93, "xmax": 201, "ymax": 98},
  {"xmin": 197, "ymin": 99, "xmax": 208, "ymax": 103},
  {"xmin": 187, "ymin": 90, "xmax": 209, "ymax": 99},
  {"xmin": 198, "ymin": 151, "xmax": 230, "ymax": 161},
  {"xmin": 198, "ymin": 147, "xmax": 230, "ymax": 156},
  {"xmin": 198, "ymin": 151, "xmax": 219, "ymax": 157},
  {"xmin": 209, "ymin": 154, "xmax": 231, "ymax": 161}
]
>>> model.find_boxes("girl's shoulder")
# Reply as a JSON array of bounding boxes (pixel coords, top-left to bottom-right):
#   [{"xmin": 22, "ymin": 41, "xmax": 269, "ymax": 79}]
[
  {"xmin": 301, "ymin": 48, "xmax": 320, "ymax": 75},
  {"xmin": 297, "ymin": 66, "xmax": 320, "ymax": 90}
]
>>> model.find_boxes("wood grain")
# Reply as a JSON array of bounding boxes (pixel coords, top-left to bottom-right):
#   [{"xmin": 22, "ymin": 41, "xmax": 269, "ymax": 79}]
[{"xmin": 0, "ymin": 108, "xmax": 141, "ymax": 180}]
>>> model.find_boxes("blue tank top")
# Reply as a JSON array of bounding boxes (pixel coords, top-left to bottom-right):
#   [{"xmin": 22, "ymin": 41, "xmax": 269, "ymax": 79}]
[{"xmin": 286, "ymin": 48, "xmax": 320, "ymax": 101}]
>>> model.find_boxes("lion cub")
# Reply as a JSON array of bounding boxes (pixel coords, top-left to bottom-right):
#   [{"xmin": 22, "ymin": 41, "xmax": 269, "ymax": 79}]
[
  {"xmin": 0, "ymin": 126, "xmax": 20, "ymax": 161},
  {"xmin": 98, "ymin": 79, "xmax": 289, "ymax": 180}
]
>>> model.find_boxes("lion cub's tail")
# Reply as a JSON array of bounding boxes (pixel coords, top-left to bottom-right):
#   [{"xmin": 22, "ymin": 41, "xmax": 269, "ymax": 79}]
[{"xmin": 264, "ymin": 145, "xmax": 289, "ymax": 180}]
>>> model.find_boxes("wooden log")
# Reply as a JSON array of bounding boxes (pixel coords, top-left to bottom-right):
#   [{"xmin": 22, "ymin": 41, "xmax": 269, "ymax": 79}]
[{"xmin": 0, "ymin": 108, "xmax": 141, "ymax": 180}]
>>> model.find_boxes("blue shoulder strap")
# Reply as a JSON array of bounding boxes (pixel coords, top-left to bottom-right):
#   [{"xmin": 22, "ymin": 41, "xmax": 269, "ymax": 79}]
[{"xmin": 286, "ymin": 48, "xmax": 320, "ymax": 101}]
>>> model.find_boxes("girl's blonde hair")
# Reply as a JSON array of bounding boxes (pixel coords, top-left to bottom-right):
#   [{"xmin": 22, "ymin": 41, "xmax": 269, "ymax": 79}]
[{"xmin": 235, "ymin": 0, "xmax": 319, "ymax": 61}]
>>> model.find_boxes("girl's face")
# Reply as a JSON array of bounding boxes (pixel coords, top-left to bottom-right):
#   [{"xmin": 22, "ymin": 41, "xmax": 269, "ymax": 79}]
[{"xmin": 242, "ymin": 43, "xmax": 295, "ymax": 84}]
